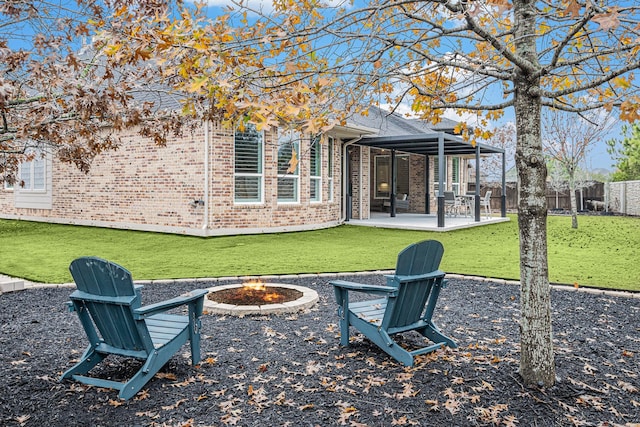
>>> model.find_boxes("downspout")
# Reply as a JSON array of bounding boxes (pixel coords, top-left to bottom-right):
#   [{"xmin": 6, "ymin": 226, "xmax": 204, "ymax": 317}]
[
  {"xmin": 359, "ymin": 145, "xmax": 363, "ymax": 220},
  {"xmin": 202, "ymin": 121, "xmax": 210, "ymax": 231},
  {"xmin": 342, "ymin": 137, "xmax": 362, "ymax": 222}
]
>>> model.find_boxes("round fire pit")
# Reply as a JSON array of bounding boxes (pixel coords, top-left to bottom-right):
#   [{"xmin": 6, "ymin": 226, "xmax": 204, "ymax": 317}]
[{"xmin": 204, "ymin": 282, "xmax": 318, "ymax": 316}]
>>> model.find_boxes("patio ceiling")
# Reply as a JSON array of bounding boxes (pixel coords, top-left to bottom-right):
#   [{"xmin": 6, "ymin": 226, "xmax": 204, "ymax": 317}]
[{"xmin": 358, "ymin": 132, "xmax": 505, "ymax": 157}]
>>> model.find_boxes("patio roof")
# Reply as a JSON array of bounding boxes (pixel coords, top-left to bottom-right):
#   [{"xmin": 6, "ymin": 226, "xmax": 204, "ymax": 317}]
[{"xmin": 358, "ymin": 132, "xmax": 505, "ymax": 157}]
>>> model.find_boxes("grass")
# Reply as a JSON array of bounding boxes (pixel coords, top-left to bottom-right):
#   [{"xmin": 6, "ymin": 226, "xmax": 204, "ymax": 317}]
[{"xmin": 0, "ymin": 215, "xmax": 638, "ymax": 291}]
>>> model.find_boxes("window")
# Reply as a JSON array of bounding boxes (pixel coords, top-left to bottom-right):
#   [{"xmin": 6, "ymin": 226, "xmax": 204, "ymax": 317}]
[
  {"xmin": 396, "ymin": 155, "xmax": 409, "ymax": 196},
  {"xmin": 277, "ymin": 130, "xmax": 300, "ymax": 203},
  {"xmin": 19, "ymin": 151, "xmax": 46, "ymax": 192},
  {"xmin": 234, "ymin": 124, "xmax": 264, "ymax": 203},
  {"xmin": 327, "ymin": 137, "xmax": 334, "ymax": 202},
  {"xmin": 451, "ymin": 157, "xmax": 460, "ymax": 195},
  {"xmin": 3, "ymin": 177, "xmax": 13, "ymax": 190},
  {"xmin": 374, "ymin": 156, "xmax": 391, "ymax": 199},
  {"xmin": 374, "ymin": 154, "xmax": 409, "ymax": 199},
  {"xmin": 433, "ymin": 156, "xmax": 447, "ymax": 193},
  {"xmin": 310, "ymin": 135, "xmax": 322, "ymax": 202}
]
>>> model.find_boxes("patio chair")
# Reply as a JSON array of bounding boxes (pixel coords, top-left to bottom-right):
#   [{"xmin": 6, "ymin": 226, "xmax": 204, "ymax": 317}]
[
  {"xmin": 444, "ymin": 191, "xmax": 460, "ymax": 217},
  {"xmin": 481, "ymin": 190, "xmax": 492, "ymax": 218},
  {"xmin": 59, "ymin": 257, "xmax": 208, "ymax": 400},
  {"xmin": 330, "ymin": 240, "xmax": 457, "ymax": 366}
]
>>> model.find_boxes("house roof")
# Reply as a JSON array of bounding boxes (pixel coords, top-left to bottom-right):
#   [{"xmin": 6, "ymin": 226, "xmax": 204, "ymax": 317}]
[{"xmin": 343, "ymin": 106, "xmax": 504, "ymax": 157}]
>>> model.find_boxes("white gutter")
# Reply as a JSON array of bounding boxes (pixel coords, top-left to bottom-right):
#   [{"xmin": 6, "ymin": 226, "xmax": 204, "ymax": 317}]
[
  {"xmin": 202, "ymin": 121, "xmax": 210, "ymax": 230},
  {"xmin": 341, "ymin": 137, "xmax": 362, "ymax": 222}
]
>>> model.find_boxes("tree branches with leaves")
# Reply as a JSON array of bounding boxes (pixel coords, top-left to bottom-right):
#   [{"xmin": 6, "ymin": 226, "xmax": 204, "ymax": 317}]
[
  {"xmin": 607, "ymin": 122, "xmax": 640, "ymax": 181},
  {"xmin": 7, "ymin": 0, "xmax": 640, "ymax": 389},
  {"xmin": 543, "ymin": 108, "xmax": 613, "ymax": 228},
  {"xmin": 0, "ymin": 0, "xmax": 189, "ymax": 184}
]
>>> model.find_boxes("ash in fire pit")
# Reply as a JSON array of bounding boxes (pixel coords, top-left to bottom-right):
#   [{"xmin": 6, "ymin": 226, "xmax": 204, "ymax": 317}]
[{"xmin": 204, "ymin": 281, "xmax": 318, "ymax": 316}]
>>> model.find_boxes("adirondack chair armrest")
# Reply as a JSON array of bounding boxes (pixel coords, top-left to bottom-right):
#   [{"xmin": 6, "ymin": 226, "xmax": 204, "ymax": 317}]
[
  {"xmin": 330, "ymin": 280, "xmax": 397, "ymax": 295},
  {"xmin": 134, "ymin": 289, "xmax": 209, "ymax": 318},
  {"xmin": 392, "ymin": 270, "xmax": 446, "ymax": 284}
]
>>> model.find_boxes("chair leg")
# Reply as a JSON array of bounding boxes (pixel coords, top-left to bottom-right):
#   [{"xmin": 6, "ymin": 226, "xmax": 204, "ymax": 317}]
[
  {"xmin": 189, "ymin": 317, "xmax": 203, "ymax": 365},
  {"xmin": 339, "ymin": 307, "xmax": 350, "ymax": 346},
  {"xmin": 374, "ymin": 330, "xmax": 414, "ymax": 366},
  {"xmin": 59, "ymin": 346, "xmax": 104, "ymax": 381},
  {"xmin": 418, "ymin": 322, "xmax": 457, "ymax": 349}
]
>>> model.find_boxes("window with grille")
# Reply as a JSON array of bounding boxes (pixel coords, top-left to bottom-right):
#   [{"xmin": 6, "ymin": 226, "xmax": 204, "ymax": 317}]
[
  {"xmin": 234, "ymin": 124, "xmax": 264, "ymax": 203},
  {"xmin": 277, "ymin": 130, "xmax": 300, "ymax": 203},
  {"xmin": 19, "ymin": 150, "xmax": 45, "ymax": 192},
  {"xmin": 310, "ymin": 135, "xmax": 322, "ymax": 202}
]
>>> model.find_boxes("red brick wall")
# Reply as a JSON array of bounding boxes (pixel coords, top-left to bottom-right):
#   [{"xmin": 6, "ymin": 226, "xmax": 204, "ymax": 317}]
[{"xmin": 0, "ymin": 122, "xmax": 343, "ymax": 235}]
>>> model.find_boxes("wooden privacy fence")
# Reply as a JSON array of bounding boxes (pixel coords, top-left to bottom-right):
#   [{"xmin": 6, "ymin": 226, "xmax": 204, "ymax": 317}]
[{"xmin": 481, "ymin": 182, "xmax": 606, "ymax": 212}]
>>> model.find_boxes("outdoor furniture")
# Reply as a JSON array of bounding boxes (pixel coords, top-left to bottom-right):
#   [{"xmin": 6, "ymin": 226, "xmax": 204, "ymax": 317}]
[
  {"xmin": 59, "ymin": 257, "xmax": 208, "ymax": 400},
  {"xmin": 444, "ymin": 191, "xmax": 461, "ymax": 217},
  {"xmin": 481, "ymin": 190, "xmax": 492, "ymax": 218},
  {"xmin": 455, "ymin": 194, "xmax": 474, "ymax": 217},
  {"xmin": 330, "ymin": 240, "xmax": 457, "ymax": 366},
  {"xmin": 383, "ymin": 193, "xmax": 409, "ymax": 211}
]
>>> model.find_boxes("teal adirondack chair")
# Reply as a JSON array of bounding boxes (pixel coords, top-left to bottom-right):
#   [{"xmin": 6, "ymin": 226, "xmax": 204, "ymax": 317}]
[
  {"xmin": 59, "ymin": 257, "xmax": 208, "ymax": 400},
  {"xmin": 331, "ymin": 240, "xmax": 457, "ymax": 366}
]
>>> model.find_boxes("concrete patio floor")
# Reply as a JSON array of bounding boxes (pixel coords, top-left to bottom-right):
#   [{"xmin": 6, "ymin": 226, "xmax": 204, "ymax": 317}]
[{"xmin": 347, "ymin": 211, "xmax": 510, "ymax": 232}]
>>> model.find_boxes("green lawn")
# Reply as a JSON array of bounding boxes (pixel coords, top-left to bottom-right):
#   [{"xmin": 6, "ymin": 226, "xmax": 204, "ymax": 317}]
[{"xmin": 0, "ymin": 215, "xmax": 638, "ymax": 291}]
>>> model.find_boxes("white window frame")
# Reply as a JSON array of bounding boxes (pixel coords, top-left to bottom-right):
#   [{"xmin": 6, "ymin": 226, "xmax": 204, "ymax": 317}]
[
  {"xmin": 234, "ymin": 124, "xmax": 265, "ymax": 204},
  {"xmin": 277, "ymin": 130, "xmax": 300, "ymax": 204},
  {"xmin": 310, "ymin": 135, "xmax": 322, "ymax": 203},
  {"xmin": 451, "ymin": 157, "xmax": 461, "ymax": 195},
  {"xmin": 433, "ymin": 156, "xmax": 447, "ymax": 194},
  {"xmin": 19, "ymin": 150, "xmax": 46, "ymax": 193}
]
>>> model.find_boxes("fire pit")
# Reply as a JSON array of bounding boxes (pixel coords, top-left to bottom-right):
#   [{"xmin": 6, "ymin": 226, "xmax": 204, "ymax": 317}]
[{"xmin": 204, "ymin": 280, "xmax": 318, "ymax": 316}]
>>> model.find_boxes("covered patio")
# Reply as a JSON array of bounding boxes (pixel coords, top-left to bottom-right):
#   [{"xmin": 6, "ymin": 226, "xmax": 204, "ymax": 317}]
[
  {"xmin": 353, "ymin": 130, "xmax": 507, "ymax": 229},
  {"xmin": 348, "ymin": 211, "xmax": 510, "ymax": 232}
]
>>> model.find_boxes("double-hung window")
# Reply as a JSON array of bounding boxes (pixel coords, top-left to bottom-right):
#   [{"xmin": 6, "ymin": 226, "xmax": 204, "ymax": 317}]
[
  {"xmin": 234, "ymin": 124, "xmax": 264, "ymax": 203},
  {"xmin": 20, "ymin": 150, "xmax": 46, "ymax": 192},
  {"xmin": 310, "ymin": 135, "xmax": 322, "ymax": 202},
  {"xmin": 433, "ymin": 156, "xmax": 447, "ymax": 194},
  {"xmin": 451, "ymin": 157, "xmax": 460, "ymax": 195},
  {"xmin": 277, "ymin": 130, "xmax": 300, "ymax": 203}
]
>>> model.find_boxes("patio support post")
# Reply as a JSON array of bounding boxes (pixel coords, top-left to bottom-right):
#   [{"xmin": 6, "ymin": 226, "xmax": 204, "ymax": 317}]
[
  {"xmin": 437, "ymin": 134, "xmax": 445, "ymax": 227},
  {"xmin": 425, "ymin": 155, "xmax": 430, "ymax": 214},
  {"xmin": 475, "ymin": 144, "xmax": 481, "ymax": 222},
  {"xmin": 390, "ymin": 149, "xmax": 397, "ymax": 217},
  {"xmin": 501, "ymin": 151, "xmax": 507, "ymax": 217}
]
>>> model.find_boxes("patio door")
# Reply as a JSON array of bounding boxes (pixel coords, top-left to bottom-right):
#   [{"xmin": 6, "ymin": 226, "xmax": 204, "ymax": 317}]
[{"xmin": 374, "ymin": 154, "xmax": 409, "ymax": 199}]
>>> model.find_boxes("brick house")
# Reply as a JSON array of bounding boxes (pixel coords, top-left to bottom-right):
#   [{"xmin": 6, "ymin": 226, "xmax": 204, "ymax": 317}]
[{"xmin": 0, "ymin": 106, "xmax": 505, "ymax": 236}]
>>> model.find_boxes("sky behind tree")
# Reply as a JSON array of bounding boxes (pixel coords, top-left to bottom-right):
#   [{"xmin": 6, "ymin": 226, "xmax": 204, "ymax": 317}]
[{"xmin": 196, "ymin": 0, "xmax": 620, "ymax": 172}]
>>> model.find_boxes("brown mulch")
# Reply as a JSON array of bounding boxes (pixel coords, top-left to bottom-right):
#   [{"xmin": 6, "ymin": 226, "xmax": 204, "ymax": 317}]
[{"xmin": 1, "ymin": 274, "xmax": 639, "ymax": 426}]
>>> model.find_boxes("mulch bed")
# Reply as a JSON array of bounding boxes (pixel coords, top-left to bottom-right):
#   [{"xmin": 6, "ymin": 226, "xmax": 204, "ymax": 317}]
[{"xmin": 1, "ymin": 274, "xmax": 639, "ymax": 426}]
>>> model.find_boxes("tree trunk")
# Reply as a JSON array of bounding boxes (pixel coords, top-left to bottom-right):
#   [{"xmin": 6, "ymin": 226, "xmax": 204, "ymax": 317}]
[
  {"xmin": 513, "ymin": 0, "xmax": 556, "ymax": 388},
  {"xmin": 569, "ymin": 176, "xmax": 578, "ymax": 229}
]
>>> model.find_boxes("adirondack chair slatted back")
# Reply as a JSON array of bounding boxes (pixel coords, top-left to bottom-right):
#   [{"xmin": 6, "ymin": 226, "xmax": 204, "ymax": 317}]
[
  {"xmin": 395, "ymin": 240, "xmax": 444, "ymax": 276},
  {"xmin": 69, "ymin": 257, "xmax": 149, "ymax": 351},
  {"xmin": 387, "ymin": 240, "xmax": 444, "ymax": 327}
]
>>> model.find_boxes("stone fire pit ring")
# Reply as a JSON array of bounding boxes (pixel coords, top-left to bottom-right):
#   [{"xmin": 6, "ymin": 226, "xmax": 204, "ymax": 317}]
[{"xmin": 204, "ymin": 283, "xmax": 319, "ymax": 316}]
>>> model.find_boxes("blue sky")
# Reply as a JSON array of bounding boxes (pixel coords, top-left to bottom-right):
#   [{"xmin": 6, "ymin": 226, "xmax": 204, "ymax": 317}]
[{"xmin": 196, "ymin": 0, "xmax": 621, "ymax": 171}]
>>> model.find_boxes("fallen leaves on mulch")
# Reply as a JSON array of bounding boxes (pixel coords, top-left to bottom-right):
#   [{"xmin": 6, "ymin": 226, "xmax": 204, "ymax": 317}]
[{"xmin": 1, "ymin": 275, "xmax": 639, "ymax": 426}]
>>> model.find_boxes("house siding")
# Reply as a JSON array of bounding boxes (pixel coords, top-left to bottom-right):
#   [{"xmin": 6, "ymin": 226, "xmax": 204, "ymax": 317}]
[{"xmin": 0, "ymin": 122, "xmax": 343, "ymax": 236}]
